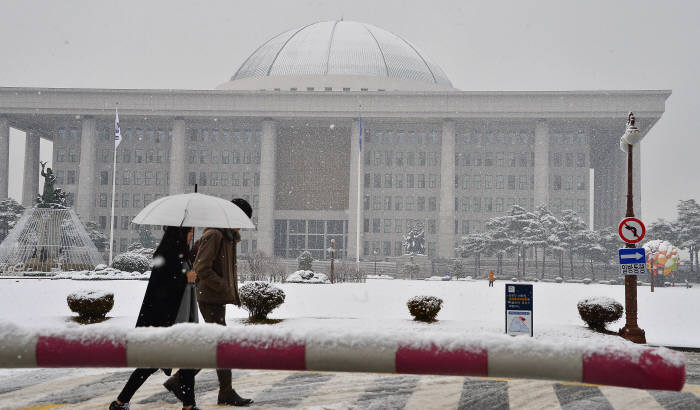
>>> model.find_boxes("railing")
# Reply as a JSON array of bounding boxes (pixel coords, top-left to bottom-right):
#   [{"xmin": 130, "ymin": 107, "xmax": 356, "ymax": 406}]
[{"xmin": 0, "ymin": 323, "xmax": 685, "ymax": 391}]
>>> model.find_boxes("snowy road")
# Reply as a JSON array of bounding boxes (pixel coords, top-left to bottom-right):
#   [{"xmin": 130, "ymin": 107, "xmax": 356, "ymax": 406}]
[{"xmin": 0, "ymin": 364, "xmax": 698, "ymax": 409}]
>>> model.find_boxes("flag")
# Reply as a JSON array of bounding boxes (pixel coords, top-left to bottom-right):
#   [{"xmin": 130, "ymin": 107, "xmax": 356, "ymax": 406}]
[
  {"xmin": 358, "ymin": 113, "xmax": 363, "ymax": 152},
  {"xmin": 114, "ymin": 109, "xmax": 122, "ymax": 148}
]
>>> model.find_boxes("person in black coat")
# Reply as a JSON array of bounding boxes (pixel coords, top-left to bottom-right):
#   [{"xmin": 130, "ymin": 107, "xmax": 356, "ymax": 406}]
[{"xmin": 110, "ymin": 226, "xmax": 199, "ymax": 410}]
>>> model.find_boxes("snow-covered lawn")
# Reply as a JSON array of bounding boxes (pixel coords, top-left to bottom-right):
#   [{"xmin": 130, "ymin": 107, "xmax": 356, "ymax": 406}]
[{"xmin": 1, "ymin": 278, "xmax": 698, "ymax": 348}]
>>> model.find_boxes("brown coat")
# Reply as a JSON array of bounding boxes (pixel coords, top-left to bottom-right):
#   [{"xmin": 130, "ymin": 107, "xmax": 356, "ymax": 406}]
[{"xmin": 194, "ymin": 228, "xmax": 241, "ymax": 306}]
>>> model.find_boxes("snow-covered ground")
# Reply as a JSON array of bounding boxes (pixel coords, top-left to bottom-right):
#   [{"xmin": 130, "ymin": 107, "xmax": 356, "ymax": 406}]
[{"xmin": 1, "ymin": 278, "xmax": 698, "ymax": 348}]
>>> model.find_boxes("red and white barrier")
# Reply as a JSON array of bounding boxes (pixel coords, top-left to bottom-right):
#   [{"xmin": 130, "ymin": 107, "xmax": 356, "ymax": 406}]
[{"xmin": 0, "ymin": 324, "xmax": 686, "ymax": 391}]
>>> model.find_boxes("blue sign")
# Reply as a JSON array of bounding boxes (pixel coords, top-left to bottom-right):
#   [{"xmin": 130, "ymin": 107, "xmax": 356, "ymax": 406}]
[
  {"xmin": 505, "ymin": 284, "xmax": 533, "ymax": 336},
  {"xmin": 619, "ymin": 248, "xmax": 646, "ymax": 276},
  {"xmin": 618, "ymin": 248, "xmax": 646, "ymax": 264}
]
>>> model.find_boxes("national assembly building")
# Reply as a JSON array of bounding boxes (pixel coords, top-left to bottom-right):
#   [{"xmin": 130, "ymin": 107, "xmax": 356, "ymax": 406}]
[{"xmin": 0, "ymin": 20, "xmax": 670, "ymax": 262}]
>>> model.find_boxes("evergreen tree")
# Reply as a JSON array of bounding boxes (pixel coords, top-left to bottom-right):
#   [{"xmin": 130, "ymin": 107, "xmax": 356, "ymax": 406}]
[
  {"xmin": 557, "ymin": 209, "xmax": 588, "ymax": 279},
  {"xmin": 138, "ymin": 226, "xmax": 157, "ymax": 249},
  {"xmin": 535, "ymin": 205, "xmax": 560, "ymax": 279},
  {"xmin": 297, "ymin": 250, "xmax": 314, "ymax": 271},
  {"xmin": 0, "ymin": 198, "xmax": 25, "ymax": 241},
  {"xmin": 83, "ymin": 221, "xmax": 108, "ymax": 252},
  {"xmin": 457, "ymin": 232, "xmax": 488, "ymax": 277},
  {"xmin": 677, "ymin": 199, "xmax": 700, "ymax": 274}
]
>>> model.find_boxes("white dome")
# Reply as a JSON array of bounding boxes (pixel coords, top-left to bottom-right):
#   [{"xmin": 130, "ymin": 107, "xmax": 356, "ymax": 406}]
[{"xmin": 218, "ymin": 20, "xmax": 454, "ymax": 91}]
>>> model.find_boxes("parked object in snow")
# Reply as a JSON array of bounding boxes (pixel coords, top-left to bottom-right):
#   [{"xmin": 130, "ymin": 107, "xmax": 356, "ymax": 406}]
[
  {"xmin": 577, "ymin": 296, "xmax": 623, "ymax": 332},
  {"xmin": 407, "ymin": 295, "xmax": 443, "ymax": 322},
  {"xmin": 239, "ymin": 281, "xmax": 285, "ymax": 321},
  {"xmin": 67, "ymin": 289, "xmax": 114, "ymax": 322}
]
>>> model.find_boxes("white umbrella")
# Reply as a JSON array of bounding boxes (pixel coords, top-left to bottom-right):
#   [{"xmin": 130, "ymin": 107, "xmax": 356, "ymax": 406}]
[{"xmin": 132, "ymin": 193, "xmax": 255, "ymax": 229}]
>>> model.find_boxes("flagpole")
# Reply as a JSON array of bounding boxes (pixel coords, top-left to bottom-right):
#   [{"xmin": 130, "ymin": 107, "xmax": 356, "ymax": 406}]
[
  {"xmin": 108, "ymin": 108, "xmax": 120, "ymax": 265},
  {"xmin": 356, "ymin": 104, "xmax": 362, "ymax": 273}
]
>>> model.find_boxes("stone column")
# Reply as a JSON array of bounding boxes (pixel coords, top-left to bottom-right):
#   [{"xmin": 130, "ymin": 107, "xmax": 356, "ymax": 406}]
[
  {"xmin": 347, "ymin": 118, "xmax": 361, "ymax": 261},
  {"xmin": 257, "ymin": 119, "xmax": 277, "ymax": 256},
  {"xmin": 437, "ymin": 119, "xmax": 456, "ymax": 259},
  {"xmin": 0, "ymin": 118, "xmax": 9, "ymax": 199},
  {"xmin": 22, "ymin": 131, "xmax": 41, "ymax": 206},
  {"xmin": 76, "ymin": 117, "xmax": 97, "ymax": 222},
  {"xmin": 534, "ymin": 120, "xmax": 550, "ymax": 208},
  {"xmin": 169, "ymin": 118, "xmax": 186, "ymax": 195}
]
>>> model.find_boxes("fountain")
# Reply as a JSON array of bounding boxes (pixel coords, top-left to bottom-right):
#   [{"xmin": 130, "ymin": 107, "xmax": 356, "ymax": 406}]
[{"xmin": 0, "ymin": 162, "xmax": 103, "ymax": 274}]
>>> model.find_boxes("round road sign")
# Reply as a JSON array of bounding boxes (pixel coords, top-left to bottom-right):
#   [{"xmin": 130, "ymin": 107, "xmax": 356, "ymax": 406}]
[{"xmin": 619, "ymin": 217, "xmax": 646, "ymax": 244}]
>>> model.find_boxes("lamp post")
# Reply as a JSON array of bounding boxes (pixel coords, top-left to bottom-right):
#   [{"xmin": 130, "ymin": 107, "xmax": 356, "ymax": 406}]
[
  {"xmin": 618, "ymin": 112, "xmax": 647, "ymax": 344},
  {"xmin": 329, "ymin": 238, "xmax": 335, "ymax": 284},
  {"xmin": 373, "ymin": 249, "xmax": 378, "ymax": 276}
]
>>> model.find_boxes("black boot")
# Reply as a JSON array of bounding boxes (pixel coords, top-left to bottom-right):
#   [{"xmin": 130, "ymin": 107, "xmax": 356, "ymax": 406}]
[
  {"xmin": 109, "ymin": 401, "xmax": 130, "ymax": 410},
  {"xmin": 217, "ymin": 369, "xmax": 253, "ymax": 406},
  {"xmin": 218, "ymin": 389, "xmax": 253, "ymax": 406},
  {"xmin": 164, "ymin": 372, "xmax": 186, "ymax": 403}
]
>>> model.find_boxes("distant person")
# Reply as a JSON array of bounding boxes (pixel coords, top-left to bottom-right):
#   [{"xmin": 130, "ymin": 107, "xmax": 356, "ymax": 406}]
[
  {"xmin": 164, "ymin": 198, "xmax": 253, "ymax": 407},
  {"xmin": 489, "ymin": 270, "xmax": 495, "ymax": 287},
  {"xmin": 111, "ymin": 226, "xmax": 199, "ymax": 410}
]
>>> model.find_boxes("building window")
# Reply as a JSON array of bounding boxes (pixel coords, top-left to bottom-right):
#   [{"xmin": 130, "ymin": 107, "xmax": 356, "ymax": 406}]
[
  {"xmin": 99, "ymin": 193, "xmax": 108, "ymax": 208},
  {"xmin": 577, "ymin": 175, "xmax": 586, "ymax": 190},
  {"xmin": 384, "ymin": 196, "xmax": 392, "ymax": 210},
  {"xmin": 121, "ymin": 216, "xmax": 130, "ymax": 230},
  {"xmin": 462, "ymin": 197, "xmax": 470, "ymax": 212},
  {"xmin": 395, "ymin": 174, "xmax": 403, "ymax": 188},
  {"xmin": 363, "ymin": 195, "xmax": 370, "ymax": 210},
  {"xmin": 553, "ymin": 175, "xmax": 562, "ymax": 190},
  {"xmin": 199, "ymin": 172, "xmax": 208, "ymax": 186},
  {"xmin": 99, "ymin": 216, "xmax": 107, "ymax": 230},
  {"xmin": 406, "ymin": 196, "xmax": 414, "ymax": 211},
  {"xmin": 384, "ymin": 219, "xmax": 392, "ymax": 233},
  {"xmin": 394, "ymin": 196, "xmax": 403, "ymax": 210},
  {"xmin": 495, "ymin": 198, "xmax": 504, "ymax": 212},
  {"xmin": 100, "ymin": 171, "xmax": 109, "ymax": 185},
  {"xmin": 519, "ymin": 175, "xmax": 528, "ymax": 190},
  {"xmin": 417, "ymin": 174, "xmax": 425, "ymax": 189},
  {"xmin": 508, "ymin": 175, "xmax": 516, "ymax": 190},
  {"xmin": 417, "ymin": 196, "xmax": 425, "ymax": 211},
  {"xmin": 429, "ymin": 197, "xmax": 437, "ymax": 211},
  {"xmin": 576, "ymin": 153, "xmax": 586, "ymax": 167},
  {"xmin": 384, "ymin": 174, "xmax": 392, "ymax": 188},
  {"xmin": 122, "ymin": 193, "xmax": 129, "ymax": 208},
  {"xmin": 373, "ymin": 196, "xmax": 381, "ymax": 210},
  {"xmin": 373, "ymin": 218, "xmax": 381, "ymax": 233},
  {"xmin": 363, "ymin": 218, "xmax": 370, "ymax": 233}
]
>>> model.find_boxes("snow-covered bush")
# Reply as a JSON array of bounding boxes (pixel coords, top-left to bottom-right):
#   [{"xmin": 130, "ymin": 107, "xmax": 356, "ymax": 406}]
[
  {"xmin": 583, "ymin": 278, "xmax": 592, "ymax": 285},
  {"xmin": 577, "ymin": 296, "xmax": 623, "ymax": 332},
  {"xmin": 111, "ymin": 252, "xmax": 150, "ymax": 273},
  {"xmin": 555, "ymin": 277, "xmax": 563, "ymax": 283},
  {"xmin": 285, "ymin": 270, "xmax": 329, "ymax": 284},
  {"xmin": 297, "ymin": 251, "xmax": 314, "ymax": 271},
  {"xmin": 67, "ymin": 289, "xmax": 114, "ymax": 322},
  {"xmin": 407, "ymin": 295, "xmax": 443, "ymax": 322},
  {"xmin": 239, "ymin": 281, "xmax": 285, "ymax": 321},
  {"xmin": 402, "ymin": 259, "xmax": 420, "ymax": 279}
]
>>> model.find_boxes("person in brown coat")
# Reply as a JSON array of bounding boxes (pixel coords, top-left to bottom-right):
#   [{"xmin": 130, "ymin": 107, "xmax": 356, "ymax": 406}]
[{"xmin": 164, "ymin": 198, "xmax": 254, "ymax": 407}]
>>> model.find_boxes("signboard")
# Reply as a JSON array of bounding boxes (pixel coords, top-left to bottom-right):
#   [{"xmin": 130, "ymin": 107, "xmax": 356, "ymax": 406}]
[
  {"xmin": 505, "ymin": 283, "xmax": 533, "ymax": 337},
  {"xmin": 618, "ymin": 217, "xmax": 646, "ymax": 244},
  {"xmin": 619, "ymin": 248, "xmax": 646, "ymax": 276}
]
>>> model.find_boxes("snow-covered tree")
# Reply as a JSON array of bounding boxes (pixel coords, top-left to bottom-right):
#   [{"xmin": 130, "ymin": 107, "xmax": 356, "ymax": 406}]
[
  {"xmin": 647, "ymin": 219, "xmax": 679, "ymax": 245},
  {"xmin": 0, "ymin": 198, "xmax": 25, "ymax": 241},
  {"xmin": 83, "ymin": 221, "xmax": 108, "ymax": 252},
  {"xmin": 484, "ymin": 215, "xmax": 510, "ymax": 275},
  {"xmin": 138, "ymin": 226, "xmax": 157, "ymax": 249},
  {"xmin": 401, "ymin": 255, "xmax": 420, "ymax": 279},
  {"xmin": 596, "ymin": 226, "xmax": 620, "ymax": 280},
  {"xmin": 297, "ymin": 250, "xmax": 314, "ymax": 271},
  {"xmin": 403, "ymin": 223, "xmax": 425, "ymax": 255},
  {"xmin": 557, "ymin": 209, "xmax": 588, "ymax": 279},
  {"xmin": 451, "ymin": 258, "xmax": 467, "ymax": 278},
  {"xmin": 457, "ymin": 232, "xmax": 488, "ymax": 277},
  {"xmin": 677, "ymin": 199, "xmax": 700, "ymax": 274}
]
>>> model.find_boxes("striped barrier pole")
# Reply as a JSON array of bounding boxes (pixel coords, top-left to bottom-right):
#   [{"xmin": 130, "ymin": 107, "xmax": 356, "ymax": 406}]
[{"xmin": 0, "ymin": 324, "xmax": 685, "ymax": 391}]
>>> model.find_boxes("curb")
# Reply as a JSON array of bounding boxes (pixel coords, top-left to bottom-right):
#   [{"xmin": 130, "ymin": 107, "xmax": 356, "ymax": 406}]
[{"xmin": 2, "ymin": 329, "xmax": 686, "ymax": 392}]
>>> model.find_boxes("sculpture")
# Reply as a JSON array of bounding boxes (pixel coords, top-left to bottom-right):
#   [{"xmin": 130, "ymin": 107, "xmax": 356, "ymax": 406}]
[{"xmin": 36, "ymin": 161, "xmax": 67, "ymax": 209}]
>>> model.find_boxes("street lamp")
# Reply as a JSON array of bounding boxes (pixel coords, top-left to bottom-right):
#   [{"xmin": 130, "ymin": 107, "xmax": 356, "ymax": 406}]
[
  {"xmin": 373, "ymin": 249, "xmax": 378, "ymax": 276},
  {"xmin": 618, "ymin": 112, "xmax": 647, "ymax": 344},
  {"xmin": 328, "ymin": 238, "xmax": 336, "ymax": 284}
]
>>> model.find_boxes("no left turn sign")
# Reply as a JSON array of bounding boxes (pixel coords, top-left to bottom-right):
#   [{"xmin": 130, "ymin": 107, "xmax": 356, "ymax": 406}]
[{"xmin": 619, "ymin": 217, "xmax": 646, "ymax": 244}]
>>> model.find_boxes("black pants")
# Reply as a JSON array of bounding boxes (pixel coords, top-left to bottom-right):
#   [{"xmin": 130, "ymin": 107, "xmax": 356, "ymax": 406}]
[
  {"xmin": 198, "ymin": 301, "xmax": 235, "ymax": 393},
  {"xmin": 118, "ymin": 368, "xmax": 196, "ymax": 406},
  {"xmin": 489, "ymin": 280, "xmax": 494, "ymax": 287}
]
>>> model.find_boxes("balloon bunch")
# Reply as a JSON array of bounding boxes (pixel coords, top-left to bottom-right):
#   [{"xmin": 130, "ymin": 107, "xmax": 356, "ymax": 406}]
[{"xmin": 643, "ymin": 240, "xmax": 680, "ymax": 276}]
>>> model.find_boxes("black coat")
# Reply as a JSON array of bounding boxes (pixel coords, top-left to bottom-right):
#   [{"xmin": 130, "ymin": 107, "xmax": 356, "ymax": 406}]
[{"xmin": 135, "ymin": 247, "xmax": 189, "ymax": 328}]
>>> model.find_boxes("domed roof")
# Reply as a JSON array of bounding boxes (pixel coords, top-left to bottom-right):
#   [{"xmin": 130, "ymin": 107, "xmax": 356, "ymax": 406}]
[{"xmin": 219, "ymin": 20, "xmax": 453, "ymax": 91}]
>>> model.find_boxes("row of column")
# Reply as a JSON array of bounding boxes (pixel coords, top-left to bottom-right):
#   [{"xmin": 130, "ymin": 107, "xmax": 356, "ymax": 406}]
[{"xmin": 0, "ymin": 117, "xmax": 42, "ymax": 207}]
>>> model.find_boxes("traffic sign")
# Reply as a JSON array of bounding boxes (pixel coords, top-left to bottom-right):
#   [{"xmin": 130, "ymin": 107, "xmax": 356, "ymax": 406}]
[
  {"xmin": 619, "ymin": 248, "xmax": 646, "ymax": 276},
  {"xmin": 505, "ymin": 284, "xmax": 533, "ymax": 337},
  {"xmin": 618, "ymin": 217, "xmax": 646, "ymax": 244}
]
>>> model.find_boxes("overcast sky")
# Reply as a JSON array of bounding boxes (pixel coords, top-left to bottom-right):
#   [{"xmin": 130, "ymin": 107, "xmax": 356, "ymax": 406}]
[{"xmin": 1, "ymin": 0, "xmax": 698, "ymax": 223}]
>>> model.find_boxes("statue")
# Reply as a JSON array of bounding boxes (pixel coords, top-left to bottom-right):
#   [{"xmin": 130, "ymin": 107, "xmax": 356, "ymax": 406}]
[
  {"xmin": 402, "ymin": 223, "xmax": 425, "ymax": 255},
  {"xmin": 36, "ymin": 161, "xmax": 67, "ymax": 209}
]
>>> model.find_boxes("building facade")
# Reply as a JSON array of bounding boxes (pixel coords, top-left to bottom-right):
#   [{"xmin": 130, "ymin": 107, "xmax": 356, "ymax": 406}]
[{"xmin": 0, "ymin": 21, "xmax": 670, "ymax": 261}]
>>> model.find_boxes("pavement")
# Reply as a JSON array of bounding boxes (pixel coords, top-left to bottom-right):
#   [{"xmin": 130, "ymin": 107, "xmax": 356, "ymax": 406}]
[{"xmin": 1, "ymin": 353, "xmax": 698, "ymax": 409}]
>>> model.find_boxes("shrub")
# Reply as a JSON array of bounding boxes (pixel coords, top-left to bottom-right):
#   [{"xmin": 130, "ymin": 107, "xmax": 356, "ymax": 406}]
[
  {"xmin": 297, "ymin": 251, "xmax": 314, "ymax": 271},
  {"xmin": 583, "ymin": 278, "xmax": 592, "ymax": 285},
  {"xmin": 577, "ymin": 296, "xmax": 623, "ymax": 332},
  {"xmin": 111, "ymin": 252, "xmax": 150, "ymax": 273},
  {"xmin": 67, "ymin": 290, "xmax": 114, "ymax": 322},
  {"xmin": 407, "ymin": 295, "xmax": 443, "ymax": 322},
  {"xmin": 239, "ymin": 281, "xmax": 286, "ymax": 321},
  {"xmin": 555, "ymin": 277, "xmax": 563, "ymax": 283},
  {"xmin": 402, "ymin": 261, "xmax": 420, "ymax": 279}
]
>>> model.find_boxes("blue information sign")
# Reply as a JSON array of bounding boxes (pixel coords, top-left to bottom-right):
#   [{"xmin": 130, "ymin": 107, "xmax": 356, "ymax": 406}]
[
  {"xmin": 505, "ymin": 283, "xmax": 533, "ymax": 337},
  {"xmin": 618, "ymin": 248, "xmax": 646, "ymax": 276}
]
